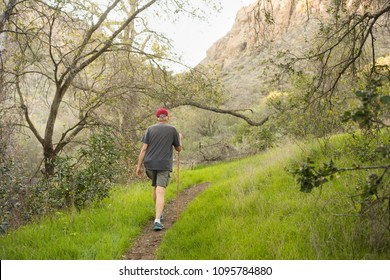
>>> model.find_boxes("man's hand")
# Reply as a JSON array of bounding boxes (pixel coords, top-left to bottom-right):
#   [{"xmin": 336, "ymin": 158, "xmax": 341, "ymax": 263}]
[{"xmin": 136, "ymin": 166, "xmax": 144, "ymax": 177}]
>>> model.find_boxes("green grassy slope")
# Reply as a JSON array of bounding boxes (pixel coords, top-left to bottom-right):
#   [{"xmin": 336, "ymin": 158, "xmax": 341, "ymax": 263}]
[
  {"xmin": 158, "ymin": 135, "xmax": 389, "ymax": 259},
  {"xmin": 0, "ymin": 184, "xmax": 155, "ymax": 259},
  {"xmin": 1, "ymin": 134, "xmax": 388, "ymax": 259}
]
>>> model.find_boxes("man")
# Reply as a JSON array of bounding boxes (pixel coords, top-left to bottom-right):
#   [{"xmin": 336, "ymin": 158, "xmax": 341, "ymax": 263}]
[{"xmin": 136, "ymin": 108, "xmax": 182, "ymax": 231}]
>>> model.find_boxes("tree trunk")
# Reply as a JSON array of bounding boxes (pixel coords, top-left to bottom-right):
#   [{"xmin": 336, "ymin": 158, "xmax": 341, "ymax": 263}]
[
  {"xmin": 0, "ymin": 0, "xmax": 17, "ymax": 33},
  {"xmin": 43, "ymin": 144, "xmax": 56, "ymax": 176},
  {"xmin": 42, "ymin": 85, "xmax": 63, "ymax": 176}
]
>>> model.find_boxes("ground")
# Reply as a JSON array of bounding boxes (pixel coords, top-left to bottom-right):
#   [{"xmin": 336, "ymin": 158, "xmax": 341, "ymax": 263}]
[{"xmin": 122, "ymin": 182, "xmax": 211, "ymax": 260}]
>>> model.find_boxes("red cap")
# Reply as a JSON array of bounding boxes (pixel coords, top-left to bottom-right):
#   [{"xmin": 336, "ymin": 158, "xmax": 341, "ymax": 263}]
[{"xmin": 156, "ymin": 108, "xmax": 169, "ymax": 118}]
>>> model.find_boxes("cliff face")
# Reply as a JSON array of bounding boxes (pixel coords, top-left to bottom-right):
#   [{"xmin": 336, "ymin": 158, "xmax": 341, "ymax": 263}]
[
  {"xmin": 198, "ymin": 0, "xmax": 327, "ymax": 107},
  {"xmin": 198, "ymin": 0, "xmax": 390, "ymax": 108},
  {"xmin": 200, "ymin": 0, "xmax": 327, "ymax": 68}
]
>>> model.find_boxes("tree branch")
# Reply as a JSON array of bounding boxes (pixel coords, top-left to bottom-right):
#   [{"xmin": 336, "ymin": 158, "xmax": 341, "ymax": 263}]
[
  {"xmin": 181, "ymin": 100, "xmax": 270, "ymax": 127},
  {"xmin": 338, "ymin": 164, "xmax": 390, "ymax": 172},
  {"xmin": 15, "ymin": 75, "xmax": 44, "ymax": 145},
  {"xmin": 72, "ymin": 0, "xmax": 158, "ymax": 76}
]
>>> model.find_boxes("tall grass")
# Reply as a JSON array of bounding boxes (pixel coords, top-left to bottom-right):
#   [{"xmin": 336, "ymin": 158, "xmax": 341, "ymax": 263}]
[
  {"xmin": 1, "ymin": 134, "xmax": 388, "ymax": 259},
  {"xmin": 0, "ymin": 183, "xmax": 156, "ymax": 259},
  {"xmin": 157, "ymin": 135, "xmax": 390, "ymax": 259},
  {"xmin": 0, "ymin": 167, "xmax": 208, "ymax": 259}
]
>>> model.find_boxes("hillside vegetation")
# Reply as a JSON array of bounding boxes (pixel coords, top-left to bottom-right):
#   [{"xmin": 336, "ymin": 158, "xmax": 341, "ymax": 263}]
[
  {"xmin": 1, "ymin": 131, "xmax": 388, "ymax": 259},
  {"xmin": 158, "ymin": 132, "xmax": 390, "ymax": 259},
  {"xmin": 1, "ymin": 0, "xmax": 389, "ymax": 261}
]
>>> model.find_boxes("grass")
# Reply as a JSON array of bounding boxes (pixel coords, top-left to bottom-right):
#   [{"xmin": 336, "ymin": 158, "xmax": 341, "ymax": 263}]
[
  {"xmin": 0, "ymin": 184, "xmax": 154, "ymax": 259},
  {"xmin": 1, "ymin": 133, "xmax": 389, "ymax": 259},
  {"xmin": 157, "ymin": 134, "xmax": 390, "ymax": 259},
  {"xmin": 0, "ymin": 165, "xmax": 206, "ymax": 259}
]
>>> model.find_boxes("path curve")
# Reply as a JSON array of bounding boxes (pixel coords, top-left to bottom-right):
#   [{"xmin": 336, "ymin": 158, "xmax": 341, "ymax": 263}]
[{"xmin": 122, "ymin": 182, "xmax": 211, "ymax": 260}]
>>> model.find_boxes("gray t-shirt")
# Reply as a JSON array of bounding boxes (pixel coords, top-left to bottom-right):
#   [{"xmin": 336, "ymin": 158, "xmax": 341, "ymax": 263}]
[{"xmin": 141, "ymin": 123, "xmax": 180, "ymax": 171}]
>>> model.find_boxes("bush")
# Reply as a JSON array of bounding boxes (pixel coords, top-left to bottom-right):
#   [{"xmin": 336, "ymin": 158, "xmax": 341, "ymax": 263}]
[
  {"xmin": 0, "ymin": 135, "xmax": 28, "ymax": 231},
  {"xmin": 49, "ymin": 129, "xmax": 121, "ymax": 210},
  {"xmin": 0, "ymin": 129, "xmax": 121, "ymax": 232},
  {"xmin": 235, "ymin": 121, "xmax": 280, "ymax": 154},
  {"xmin": 0, "ymin": 141, "xmax": 16, "ymax": 232}
]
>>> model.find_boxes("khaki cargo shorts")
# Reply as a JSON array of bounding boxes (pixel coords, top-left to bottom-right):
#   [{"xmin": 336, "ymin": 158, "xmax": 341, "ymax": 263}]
[{"xmin": 146, "ymin": 170, "xmax": 171, "ymax": 187}]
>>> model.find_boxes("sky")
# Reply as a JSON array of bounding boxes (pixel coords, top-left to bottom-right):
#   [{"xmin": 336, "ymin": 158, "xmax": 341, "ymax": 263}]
[
  {"xmin": 157, "ymin": 0, "xmax": 256, "ymax": 72},
  {"xmin": 96, "ymin": 0, "xmax": 256, "ymax": 72}
]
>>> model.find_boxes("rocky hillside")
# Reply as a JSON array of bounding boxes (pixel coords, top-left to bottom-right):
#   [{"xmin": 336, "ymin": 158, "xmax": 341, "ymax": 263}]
[
  {"xmin": 199, "ymin": 0, "xmax": 390, "ymax": 108},
  {"xmin": 200, "ymin": 0, "xmax": 323, "ymax": 68}
]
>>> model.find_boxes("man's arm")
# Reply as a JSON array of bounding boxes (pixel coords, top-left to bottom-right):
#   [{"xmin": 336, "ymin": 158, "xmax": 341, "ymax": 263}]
[
  {"xmin": 175, "ymin": 133, "xmax": 183, "ymax": 152},
  {"xmin": 136, "ymin": 143, "xmax": 148, "ymax": 177}
]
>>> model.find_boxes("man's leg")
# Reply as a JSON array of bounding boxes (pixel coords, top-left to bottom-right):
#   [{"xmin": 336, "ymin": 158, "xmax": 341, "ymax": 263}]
[
  {"xmin": 147, "ymin": 170, "xmax": 158, "ymax": 206},
  {"xmin": 155, "ymin": 186, "xmax": 165, "ymax": 222},
  {"xmin": 152, "ymin": 186, "xmax": 157, "ymax": 205},
  {"xmin": 152, "ymin": 171, "xmax": 169, "ymax": 231}
]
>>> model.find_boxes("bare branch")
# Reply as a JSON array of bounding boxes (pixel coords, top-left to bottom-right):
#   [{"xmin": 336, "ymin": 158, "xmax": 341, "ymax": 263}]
[
  {"xmin": 181, "ymin": 100, "xmax": 270, "ymax": 127},
  {"xmin": 71, "ymin": 0, "xmax": 158, "ymax": 76},
  {"xmin": 15, "ymin": 75, "xmax": 44, "ymax": 145}
]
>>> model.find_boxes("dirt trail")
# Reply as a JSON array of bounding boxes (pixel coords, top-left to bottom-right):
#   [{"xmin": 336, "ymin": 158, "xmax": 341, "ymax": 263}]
[{"xmin": 122, "ymin": 182, "xmax": 211, "ymax": 260}]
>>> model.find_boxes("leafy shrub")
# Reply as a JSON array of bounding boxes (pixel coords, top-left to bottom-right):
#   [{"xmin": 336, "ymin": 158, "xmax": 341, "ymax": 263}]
[
  {"xmin": 235, "ymin": 121, "xmax": 280, "ymax": 154},
  {"xmin": 0, "ymin": 141, "xmax": 15, "ymax": 232},
  {"xmin": 48, "ymin": 129, "xmax": 121, "ymax": 210},
  {"xmin": 1, "ymin": 129, "xmax": 121, "ymax": 232},
  {"xmin": 74, "ymin": 130, "xmax": 120, "ymax": 209}
]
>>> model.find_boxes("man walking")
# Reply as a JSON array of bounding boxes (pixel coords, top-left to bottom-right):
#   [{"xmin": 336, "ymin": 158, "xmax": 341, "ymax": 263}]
[{"xmin": 136, "ymin": 108, "xmax": 182, "ymax": 231}]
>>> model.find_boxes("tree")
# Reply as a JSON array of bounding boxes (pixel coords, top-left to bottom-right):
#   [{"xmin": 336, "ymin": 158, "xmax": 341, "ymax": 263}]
[
  {"xmin": 1, "ymin": 0, "xmax": 21, "ymax": 121},
  {"xmin": 253, "ymin": 0, "xmax": 390, "ymax": 247},
  {"xmin": 1, "ymin": 0, "xmax": 24, "ymax": 175},
  {"xmin": 0, "ymin": 0, "xmax": 18, "ymax": 33},
  {"xmin": 4, "ymin": 0, "xmax": 224, "ymax": 176}
]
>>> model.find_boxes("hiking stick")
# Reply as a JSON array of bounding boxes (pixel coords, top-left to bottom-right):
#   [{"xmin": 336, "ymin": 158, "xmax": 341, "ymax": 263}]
[{"xmin": 176, "ymin": 151, "xmax": 180, "ymax": 219}]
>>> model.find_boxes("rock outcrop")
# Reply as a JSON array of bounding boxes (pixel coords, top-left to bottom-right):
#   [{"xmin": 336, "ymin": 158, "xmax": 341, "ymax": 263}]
[
  {"xmin": 199, "ymin": 0, "xmax": 322, "ymax": 68},
  {"xmin": 197, "ymin": 0, "xmax": 390, "ymax": 108},
  {"xmin": 199, "ymin": 0, "xmax": 389, "ymax": 69}
]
